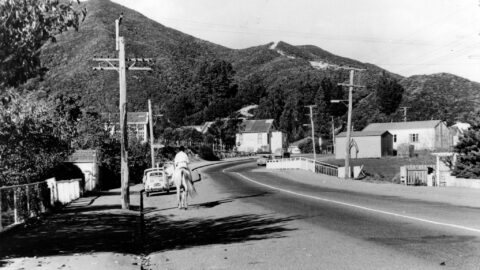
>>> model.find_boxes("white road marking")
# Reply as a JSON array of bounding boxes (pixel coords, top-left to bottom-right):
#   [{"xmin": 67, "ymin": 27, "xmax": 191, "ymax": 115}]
[{"xmin": 229, "ymin": 170, "xmax": 480, "ymax": 235}]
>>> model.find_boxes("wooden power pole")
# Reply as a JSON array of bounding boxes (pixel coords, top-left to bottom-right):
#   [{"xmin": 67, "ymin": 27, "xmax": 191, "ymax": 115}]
[
  {"xmin": 338, "ymin": 68, "xmax": 365, "ymax": 179},
  {"xmin": 92, "ymin": 16, "xmax": 153, "ymax": 209},
  {"xmin": 148, "ymin": 99, "xmax": 155, "ymax": 167},
  {"xmin": 304, "ymin": 105, "xmax": 317, "ymax": 161}
]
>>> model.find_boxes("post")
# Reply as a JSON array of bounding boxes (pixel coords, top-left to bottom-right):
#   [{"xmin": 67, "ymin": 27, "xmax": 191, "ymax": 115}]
[
  {"xmin": 148, "ymin": 99, "xmax": 155, "ymax": 167},
  {"xmin": 305, "ymin": 105, "xmax": 317, "ymax": 161},
  {"xmin": 338, "ymin": 67, "xmax": 365, "ymax": 179},
  {"xmin": 331, "ymin": 116, "xmax": 335, "ymax": 154},
  {"xmin": 345, "ymin": 70, "xmax": 354, "ymax": 179},
  {"xmin": 0, "ymin": 189, "xmax": 3, "ymax": 230},
  {"xmin": 13, "ymin": 188, "xmax": 18, "ymax": 224},
  {"xmin": 119, "ymin": 37, "xmax": 130, "ymax": 209},
  {"xmin": 26, "ymin": 185, "xmax": 30, "ymax": 218},
  {"xmin": 115, "ymin": 19, "xmax": 120, "ymax": 51},
  {"xmin": 92, "ymin": 16, "xmax": 152, "ymax": 209}
]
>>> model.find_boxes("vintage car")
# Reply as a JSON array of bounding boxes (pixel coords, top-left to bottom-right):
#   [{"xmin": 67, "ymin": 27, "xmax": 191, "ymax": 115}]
[
  {"xmin": 142, "ymin": 164, "xmax": 174, "ymax": 197},
  {"xmin": 256, "ymin": 154, "xmax": 272, "ymax": 166}
]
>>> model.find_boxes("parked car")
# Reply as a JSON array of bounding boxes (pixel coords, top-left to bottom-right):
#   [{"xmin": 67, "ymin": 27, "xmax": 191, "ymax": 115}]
[
  {"xmin": 257, "ymin": 155, "xmax": 272, "ymax": 166},
  {"xmin": 142, "ymin": 165, "xmax": 174, "ymax": 197}
]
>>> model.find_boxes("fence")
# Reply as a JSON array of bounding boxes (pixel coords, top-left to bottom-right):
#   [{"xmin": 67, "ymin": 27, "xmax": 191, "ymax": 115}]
[
  {"xmin": 400, "ymin": 165, "xmax": 435, "ymax": 186},
  {"xmin": 0, "ymin": 178, "xmax": 82, "ymax": 232},
  {"xmin": 267, "ymin": 157, "xmax": 338, "ymax": 177}
]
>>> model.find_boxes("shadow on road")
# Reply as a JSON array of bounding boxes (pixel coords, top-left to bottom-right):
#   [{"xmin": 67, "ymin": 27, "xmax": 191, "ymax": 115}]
[
  {"xmin": 143, "ymin": 214, "xmax": 297, "ymax": 253},
  {"xmin": 0, "ymin": 206, "xmax": 141, "ymax": 259},
  {"xmin": 0, "ymin": 200, "xmax": 296, "ymax": 259}
]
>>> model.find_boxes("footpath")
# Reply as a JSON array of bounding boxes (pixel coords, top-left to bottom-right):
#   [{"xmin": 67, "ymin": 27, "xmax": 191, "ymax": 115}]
[
  {"xmin": 1, "ymin": 157, "xmax": 479, "ymax": 269},
  {"xmin": 0, "ymin": 158, "xmax": 251, "ymax": 270}
]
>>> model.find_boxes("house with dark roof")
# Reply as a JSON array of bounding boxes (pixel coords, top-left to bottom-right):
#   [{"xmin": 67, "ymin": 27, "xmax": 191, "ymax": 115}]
[
  {"xmin": 362, "ymin": 120, "xmax": 451, "ymax": 151},
  {"xmin": 335, "ymin": 131, "xmax": 393, "ymax": 159},
  {"xmin": 235, "ymin": 119, "xmax": 286, "ymax": 153},
  {"xmin": 103, "ymin": 112, "xmax": 150, "ymax": 143}
]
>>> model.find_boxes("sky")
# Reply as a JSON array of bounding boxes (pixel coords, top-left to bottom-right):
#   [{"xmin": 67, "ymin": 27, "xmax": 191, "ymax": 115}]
[{"xmin": 111, "ymin": 0, "xmax": 480, "ymax": 82}]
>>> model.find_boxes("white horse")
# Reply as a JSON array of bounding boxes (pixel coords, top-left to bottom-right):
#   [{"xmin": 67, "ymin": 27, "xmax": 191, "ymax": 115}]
[{"xmin": 172, "ymin": 166, "xmax": 196, "ymax": 209}]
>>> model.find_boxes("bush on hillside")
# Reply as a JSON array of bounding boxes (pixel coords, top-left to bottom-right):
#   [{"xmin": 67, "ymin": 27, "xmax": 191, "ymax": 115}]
[{"xmin": 196, "ymin": 145, "xmax": 219, "ymax": 161}]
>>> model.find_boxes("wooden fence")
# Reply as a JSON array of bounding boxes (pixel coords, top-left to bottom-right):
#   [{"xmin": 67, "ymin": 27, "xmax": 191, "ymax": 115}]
[
  {"xmin": 0, "ymin": 178, "xmax": 82, "ymax": 233},
  {"xmin": 400, "ymin": 165, "xmax": 435, "ymax": 186}
]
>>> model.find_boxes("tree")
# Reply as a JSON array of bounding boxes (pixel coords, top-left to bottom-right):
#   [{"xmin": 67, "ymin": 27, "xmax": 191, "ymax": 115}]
[
  {"xmin": 452, "ymin": 114, "xmax": 480, "ymax": 178},
  {"xmin": 0, "ymin": 90, "xmax": 72, "ymax": 185},
  {"xmin": 0, "ymin": 0, "xmax": 84, "ymax": 87},
  {"xmin": 375, "ymin": 73, "xmax": 404, "ymax": 115}
]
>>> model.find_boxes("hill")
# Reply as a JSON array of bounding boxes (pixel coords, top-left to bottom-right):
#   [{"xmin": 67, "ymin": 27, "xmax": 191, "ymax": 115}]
[{"xmin": 22, "ymin": 0, "xmax": 480, "ymax": 143}]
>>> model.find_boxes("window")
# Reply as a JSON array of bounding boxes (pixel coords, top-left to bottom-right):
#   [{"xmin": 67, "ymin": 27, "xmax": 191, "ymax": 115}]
[
  {"xmin": 257, "ymin": 133, "xmax": 263, "ymax": 144},
  {"xmin": 409, "ymin": 133, "xmax": 419, "ymax": 143},
  {"xmin": 393, "ymin": 134, "xmax": 397, "ymax": 143}
]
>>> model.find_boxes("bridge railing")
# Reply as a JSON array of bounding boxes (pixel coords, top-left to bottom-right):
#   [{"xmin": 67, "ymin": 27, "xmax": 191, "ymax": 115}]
[
  {"xmin": 266, "ymin": 157, "xmax": 338, "ymax": 177},
  {"xmin": 0, "ymin": 178, "xmax": 82, "ymax": 233}
]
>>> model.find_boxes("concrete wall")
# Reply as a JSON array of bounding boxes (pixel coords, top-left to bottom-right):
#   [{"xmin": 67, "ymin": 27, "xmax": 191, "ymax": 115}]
[
  {"xmin": 445, "ymin": 176, "xmax": 480, "ymax": 189},
  {"xmin": 335, "ymin": 136, "xmax": 382, "ymax": 159}
]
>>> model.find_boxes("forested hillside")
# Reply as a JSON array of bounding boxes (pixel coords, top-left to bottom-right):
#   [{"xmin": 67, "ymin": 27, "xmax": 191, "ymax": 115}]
[{"xmin": 21, "ymin": 0, "xmax": 480, "ymax": 143}]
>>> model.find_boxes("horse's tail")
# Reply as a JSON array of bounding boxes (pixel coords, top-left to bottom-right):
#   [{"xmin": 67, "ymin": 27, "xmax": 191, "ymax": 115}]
[{"xmin": 182, "ymin": 169, "xmax": 197, "ymax": 197}]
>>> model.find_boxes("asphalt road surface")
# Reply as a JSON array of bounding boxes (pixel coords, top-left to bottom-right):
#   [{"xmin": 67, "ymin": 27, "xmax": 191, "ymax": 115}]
[{"xmin": 143, "ymin": 160, "xmax": 480, "ymax": 269}]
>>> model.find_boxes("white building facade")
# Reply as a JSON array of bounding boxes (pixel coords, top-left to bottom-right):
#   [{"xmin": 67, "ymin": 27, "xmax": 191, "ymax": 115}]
[
  {"xmin": 235, "ymin": 119, "xmax": 286, "ymax": 153},
  {"xmin": 362, "ymin": 120, "xmax": 451, "ymax": 151}
]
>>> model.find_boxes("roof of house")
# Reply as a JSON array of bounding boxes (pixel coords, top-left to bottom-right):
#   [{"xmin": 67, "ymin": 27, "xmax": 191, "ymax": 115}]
[
  {"xmin": 362, "ymin": 120, "xmax": 443, "ymax": 131},
  {"xmin": 127, "ymin": 112, "xmax": 148, "ymax": 124},
  {"xmin": 182, "ymin": 121, "xmax": 214, "ymax": 134},
  {"xmin": 336, "ymin": 130, "xmax": 391, "ymax": 138},
  {"xmin": 68, "ymin": 149, "xmax": 98, "ymax": 163},
  {"xmin": 240, "ymin": 119, "xmax": 274, "ymax": 133}
]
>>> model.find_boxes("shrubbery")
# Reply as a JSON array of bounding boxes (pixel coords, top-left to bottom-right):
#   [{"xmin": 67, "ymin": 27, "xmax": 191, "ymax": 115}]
[
  {"xmin": 196, "ymin": 145, "xmax": 219, "ymax": 161},
  {"xmin": 0, "ymin": 90, "xmax": 72, "ymax": 185}
]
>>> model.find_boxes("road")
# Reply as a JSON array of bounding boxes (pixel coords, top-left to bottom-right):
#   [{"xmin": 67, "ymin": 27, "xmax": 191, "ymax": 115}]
[{"xmin": 143, "ymin": 160, "xmax": 480, "ymax": 269}]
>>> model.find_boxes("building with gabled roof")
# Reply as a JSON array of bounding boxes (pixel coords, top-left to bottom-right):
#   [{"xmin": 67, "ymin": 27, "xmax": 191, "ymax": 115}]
[
  {"xmin": 182, "ymin": 121, "xmax": 214, "ymax": 134},
  {"xmin": 335, "ymin": 130, "xmax": 393, "ymax": 159},
  {"xmin": 102, "ymin": 112, "xmax": 150, "ymax": 143},
  {"xmin": 362, "ymin": 120, "xmax": 451, "ymax": 151},
  {"xmin": 235, "ymin": 119, "xmax": 286, "ymax": 153}
]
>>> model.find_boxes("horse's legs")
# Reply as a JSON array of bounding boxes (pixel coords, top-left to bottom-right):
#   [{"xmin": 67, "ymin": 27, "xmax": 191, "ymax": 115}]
[{"xmin": 176, "ymin": 184, "xmax": 181, "ymax": 209}]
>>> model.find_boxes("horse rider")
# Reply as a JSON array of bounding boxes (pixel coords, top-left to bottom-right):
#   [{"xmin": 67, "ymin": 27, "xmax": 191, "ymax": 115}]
[{"xmin": 174, "ymin": 145, "xmax": 190, "ymax": 172}]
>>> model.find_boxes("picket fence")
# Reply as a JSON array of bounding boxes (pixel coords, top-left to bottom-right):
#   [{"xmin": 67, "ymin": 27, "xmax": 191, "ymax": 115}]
[{"xmin": 266, "ymin": 157, "xmax": 338, "ymax": 177}]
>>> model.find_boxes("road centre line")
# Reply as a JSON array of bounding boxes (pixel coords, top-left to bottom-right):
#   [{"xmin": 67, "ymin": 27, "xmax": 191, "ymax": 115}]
[{"xmin": 227, "ymin": 170, "xmax": 480, "ymax": 235}]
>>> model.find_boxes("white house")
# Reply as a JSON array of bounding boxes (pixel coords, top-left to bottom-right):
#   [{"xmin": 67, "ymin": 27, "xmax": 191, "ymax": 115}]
[
  {"xmin": 362, "ymin": 120, "xmax": 451, "ymax": 151},
  {"xmin": 335, "ymin": 131, "xmax": 393, "ymax": 159},
  {"xmin": 103, "ymin": 112, "xmax": 150, "ymax": 143},
  {"xmin": 235, "ymin": 119, "xmax": 286, "ymax": 153}
]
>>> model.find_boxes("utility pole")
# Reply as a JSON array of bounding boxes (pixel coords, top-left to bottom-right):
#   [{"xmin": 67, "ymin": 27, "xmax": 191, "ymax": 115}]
[
  {"xmin": 148, "ymin": 99, "xmax": 155, "ymax": 167},
  {"xmin": 92, "ymin": 15, "xmax": 153, "ymax": 209},
  {"xmin": 400, "ymin": 107, "xmax": 409, "ymax": 122},
  {"xmin": 338, "ymin": 68, "xmax": 365, "ymax": 179},
  {"xmin": 304, "ymin": 105, "xmax": 317, "ymax": 161},
  {"xmin": 331, "ymin": 116, "xmax": 335, "ymax": 154}
]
